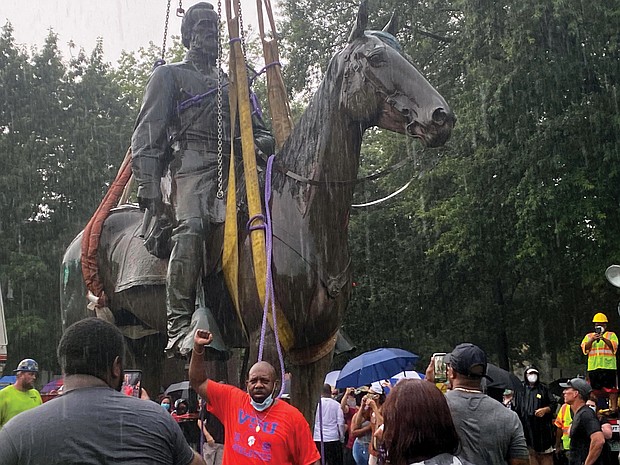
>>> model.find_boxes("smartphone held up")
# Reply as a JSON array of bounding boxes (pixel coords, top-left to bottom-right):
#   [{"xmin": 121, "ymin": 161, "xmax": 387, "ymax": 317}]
[
  {"xmin": 122, "ymin": 370, "xmax": 142, "ymax": 398},
  {"xmin": 433, "ymin": 353, "xmax": 448, "ymax": 383}
]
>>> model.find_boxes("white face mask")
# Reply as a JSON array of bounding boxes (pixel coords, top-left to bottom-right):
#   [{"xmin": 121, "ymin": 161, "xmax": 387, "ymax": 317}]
[
  {"xmin": 250, "ymin": 393, "xmax": 275, "ymax": 412},
  {"xmin": 249, "ymin": 385, "xmax": 278, "ymax": 412},
  {"xmin": 589, "ymin": 405, "xmax": 596, "ymax": 412},
  {"xmin": 527, "ymin": 373, "xmax": 538, "ymax": 384}
]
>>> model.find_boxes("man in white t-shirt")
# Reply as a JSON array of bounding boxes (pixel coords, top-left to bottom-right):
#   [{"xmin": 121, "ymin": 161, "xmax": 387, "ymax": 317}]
[{"xmin": 314, "ymin": 384, "xmax": 345, "ymax": 465}]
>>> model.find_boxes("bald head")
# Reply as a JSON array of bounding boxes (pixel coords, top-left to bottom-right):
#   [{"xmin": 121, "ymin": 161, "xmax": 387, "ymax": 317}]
[{"xmin": 248, "ymin": 361, "xmax": 277, "ymax": 381}]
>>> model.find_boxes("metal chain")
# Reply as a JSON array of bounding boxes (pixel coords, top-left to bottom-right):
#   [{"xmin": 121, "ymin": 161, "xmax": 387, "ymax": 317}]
[
  {"xmin": 216, "ymin": 0, "xmax": 224, "ymax": 199},
  {"xmin": 161, "ymin": 0, "xmax": 172, "ymax": 60},
  {"xmin": 237, "ymin": 0, "xmax": 248, "ymax": 59}
]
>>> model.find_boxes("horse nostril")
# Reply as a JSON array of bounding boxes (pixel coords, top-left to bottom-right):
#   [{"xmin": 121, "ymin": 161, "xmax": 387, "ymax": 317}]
[{"xmin": 432, "ymin": 108, "xmax": 447, "ymax": 125}]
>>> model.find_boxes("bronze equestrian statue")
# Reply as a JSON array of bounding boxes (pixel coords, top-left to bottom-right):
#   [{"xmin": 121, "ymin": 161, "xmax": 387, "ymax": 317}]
[{"xmin": 61, "ymin": 1, "xmax": 455, "ymax": 423}]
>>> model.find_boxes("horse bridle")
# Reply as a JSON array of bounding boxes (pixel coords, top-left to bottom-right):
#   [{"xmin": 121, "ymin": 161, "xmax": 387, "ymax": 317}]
[
  {"xmin": 256, "ymin": 150, "xmax": 416, "ymax": 187},
  {"xmin": 262, "ymin": 40, "xmax": 424, "ymax": 188}
]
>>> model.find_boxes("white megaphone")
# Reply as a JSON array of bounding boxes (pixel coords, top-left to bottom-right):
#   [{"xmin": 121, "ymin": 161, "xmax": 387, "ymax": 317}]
[{"xmin": 606, "ymin": 265, "xmax": 620, "ymax": 288}]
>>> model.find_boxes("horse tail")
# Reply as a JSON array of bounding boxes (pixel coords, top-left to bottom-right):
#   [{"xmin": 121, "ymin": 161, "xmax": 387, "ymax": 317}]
[{"xmin": 81, "ymin": 148, "xmax": 133, "ymax": 307}]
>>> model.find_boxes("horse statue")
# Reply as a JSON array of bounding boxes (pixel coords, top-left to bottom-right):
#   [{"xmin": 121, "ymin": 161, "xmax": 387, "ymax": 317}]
[{"xmin": 60, "ymin": 3, "xmax": 455, "ymax": 423}]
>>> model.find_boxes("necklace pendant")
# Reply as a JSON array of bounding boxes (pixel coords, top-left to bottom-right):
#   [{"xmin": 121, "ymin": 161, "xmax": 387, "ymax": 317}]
[{"xmin": 256, "ymin": 425, "xmax": 261, "ymax": 433}]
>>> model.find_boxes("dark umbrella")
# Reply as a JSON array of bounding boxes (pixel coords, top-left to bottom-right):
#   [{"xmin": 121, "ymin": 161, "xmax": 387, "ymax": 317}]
[
  {"xmin": 482, "ymin": 363, "xmax": 522, "ymax": 392},
  {"xmin": 335, "ymin": 348, "xmax": 419, "ymax": 388},
  {"xmin": 165, "ymin": 381, "xmax": 199, "ymax": 412},
  {"xmin": 548, "ymin": 378, "xmax": 571, "ymax": 399},
  {"xmin": 165, "ymin": 380, "xmax": 190, "ymax": 396}
]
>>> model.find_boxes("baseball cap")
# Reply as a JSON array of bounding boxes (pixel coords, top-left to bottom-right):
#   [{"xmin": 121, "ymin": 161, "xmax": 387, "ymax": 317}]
[
  {"xmin": 559, "ymin": 378, "xmax": 592, "ymax": 398},
  {"xmin": 444, "ymin": 343, "xmax": 489, "ymax": 378}
]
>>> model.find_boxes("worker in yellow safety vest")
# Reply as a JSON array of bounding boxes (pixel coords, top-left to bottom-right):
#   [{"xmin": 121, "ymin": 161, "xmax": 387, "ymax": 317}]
[
  {"xmin": 581, "ymin": 312, "xmax": 619, "ymax": 412},
  {"xmin": 553, "ymin": 402, "xmax": 572, "ymax": 460}
]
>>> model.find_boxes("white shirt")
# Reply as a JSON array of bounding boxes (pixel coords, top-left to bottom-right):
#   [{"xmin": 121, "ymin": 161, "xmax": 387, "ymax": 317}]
[{"xmin": 313, "ymin": 397, "xmax": 346, "ymax": 442}]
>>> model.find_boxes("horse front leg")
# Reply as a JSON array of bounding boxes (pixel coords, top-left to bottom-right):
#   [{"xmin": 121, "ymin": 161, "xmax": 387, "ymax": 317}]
[{"xmin": 290, "ymin": 351, "xmax": 334, "ymax": 427}]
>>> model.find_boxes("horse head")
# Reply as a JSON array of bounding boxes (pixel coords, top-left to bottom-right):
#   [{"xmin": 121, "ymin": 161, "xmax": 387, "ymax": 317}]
[{"xmin": 339, "ymin": 2, "xmax": 455, "ymax": 147}]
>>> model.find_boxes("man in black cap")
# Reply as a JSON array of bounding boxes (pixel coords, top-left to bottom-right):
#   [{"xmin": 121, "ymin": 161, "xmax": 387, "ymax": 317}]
[
  {"xmin": 132, "ymin": 2, "xmax": 275, "ymax": 357},
  {"xmin": 560, "ymin": 378, "xmax": 605, "ymax": 465},
  {"xmin": 426, "ymin": 343, "xmax": 529, "ymax": 465}
]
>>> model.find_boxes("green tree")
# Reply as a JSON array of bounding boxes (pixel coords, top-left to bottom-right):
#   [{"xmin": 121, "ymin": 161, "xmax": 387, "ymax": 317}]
[
  {"xmin": 0, "ymin": 26, "xmax": 138, "ymax": 372},
  {"xmin": 280, "ymin": 0, "xmax": 620, "ymax": 372}
]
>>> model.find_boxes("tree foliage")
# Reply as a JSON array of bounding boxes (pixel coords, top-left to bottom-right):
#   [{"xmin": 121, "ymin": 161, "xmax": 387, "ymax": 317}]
[
  {"xmin": 280, "ymin": 0, "xmax": 620, "ymax": 372},
  {"xmin": 2, "ymin": 0, "xmax": 620, "ymax": 379},
  {"xmin": 0, "ymin": 25, "xmax": 140, "ymax": 372}
]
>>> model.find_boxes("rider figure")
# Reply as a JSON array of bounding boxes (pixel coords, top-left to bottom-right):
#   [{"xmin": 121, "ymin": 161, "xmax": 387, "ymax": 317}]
[{"xmin": 131, "ymin": 2, "xmax": 275, "ymax": 357}]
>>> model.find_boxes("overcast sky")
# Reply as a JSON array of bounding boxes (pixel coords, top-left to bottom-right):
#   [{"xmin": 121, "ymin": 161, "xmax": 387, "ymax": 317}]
[{"xmin": 2, "ymin": 0, "xmax": 264, "ymax": 63}]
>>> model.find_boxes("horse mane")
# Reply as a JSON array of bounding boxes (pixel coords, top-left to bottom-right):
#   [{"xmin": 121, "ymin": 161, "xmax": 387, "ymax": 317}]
[
  {"xmin": 274, "ymin": 30, "xmax": 402, "ymax": 186},
  {"xmin": 275, "ymin": 48, "xmax": 347, "ymax": 181}
]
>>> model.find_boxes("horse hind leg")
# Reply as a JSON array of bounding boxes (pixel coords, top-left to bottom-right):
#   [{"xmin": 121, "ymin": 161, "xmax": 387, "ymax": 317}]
[{"xmin": 124, "ymin": 333, "xmax": 169, "ymax": 398}]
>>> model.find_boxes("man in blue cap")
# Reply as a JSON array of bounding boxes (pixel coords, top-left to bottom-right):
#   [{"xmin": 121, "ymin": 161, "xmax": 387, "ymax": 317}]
[
  {"xmin": 0, "ymin": 359, "xmax": 42, "ymax": 428},
  {"xmin": 426, "ymin": 343, "xmax": 529, "ymax": 465}
]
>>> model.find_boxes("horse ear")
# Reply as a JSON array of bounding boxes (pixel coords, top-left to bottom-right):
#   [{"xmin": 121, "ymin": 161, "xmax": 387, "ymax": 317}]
[
  {"xmin": 348, "ymin": 0, "xmax": 368, "ymax": 43},
  {"xmin": 382, "ymin": 12, "xmax": 398, "ymax": 36}
]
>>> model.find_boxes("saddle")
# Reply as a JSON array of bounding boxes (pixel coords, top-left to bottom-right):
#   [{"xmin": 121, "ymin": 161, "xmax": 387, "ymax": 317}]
[{"xmin": 111, "ymin": 205, "xmax": 225, "ymax": 294}]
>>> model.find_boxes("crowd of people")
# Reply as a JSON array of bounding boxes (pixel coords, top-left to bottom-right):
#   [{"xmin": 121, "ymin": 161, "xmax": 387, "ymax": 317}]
[
  {"xmin": 0, "ymin": 312, "xmax": 619, "ymax": 465},
  {"xmin": 310, "ymin": 312, "xmax": 620, "ymax": 465}
]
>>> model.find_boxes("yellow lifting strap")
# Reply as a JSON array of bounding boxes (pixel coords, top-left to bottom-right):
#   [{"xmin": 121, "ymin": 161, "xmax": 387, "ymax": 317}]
[
  {"xmin": 222, "ymin": 85, "xmax": 248, "ymax": 341},
  {"xmin": 256, "ymin": 0, "xmax": 294, "ymax": 149},
  {"xmin": 224, "ymin": 0, "xmax": 294, "ymax": 350}
]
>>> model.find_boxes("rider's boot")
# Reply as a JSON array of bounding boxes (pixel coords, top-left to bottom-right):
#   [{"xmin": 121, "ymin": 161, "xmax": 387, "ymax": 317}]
[{"xmin": 165, "ymin": 225, "xmax": 203, "ymax": 358}]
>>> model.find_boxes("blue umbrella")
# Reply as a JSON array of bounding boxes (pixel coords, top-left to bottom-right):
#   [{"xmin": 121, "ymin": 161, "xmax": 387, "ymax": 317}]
[
  {"xmin": 335, "ymin": 348, "xmax": 419, "ymax": 388},
  {"xmin": 0, "ymin": 375, "xmax": 16, "ymax": 389}
]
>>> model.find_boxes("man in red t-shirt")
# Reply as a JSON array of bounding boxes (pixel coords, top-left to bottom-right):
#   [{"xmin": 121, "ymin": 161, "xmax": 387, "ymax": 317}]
[{"xmin": 189, "ymin": 329, "xmax": 320, "ymax": 465}]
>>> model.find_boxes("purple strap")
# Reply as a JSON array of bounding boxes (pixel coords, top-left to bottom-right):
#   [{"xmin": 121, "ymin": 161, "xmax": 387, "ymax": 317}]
[
  {"xmin": 247, "ymin": 214, "xmax": 266, "ymax": 232},
  {"xmin": 178, "ymin": 86, "xmax": 222, "ymax": 113},
  {"xmin": 250, "ymin": 92, "xmax": 263, "ymax": 119},
  {"xmin": 318, "ymin": 397, "xmax": 326, "ymax": 465},
  {"xmin": 250, "ymin": 61, "xmax": 283, "ymax": 84},
  {"xmin": 256, "ymin": 155, "xmax": 286, "ymax": 397}
]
